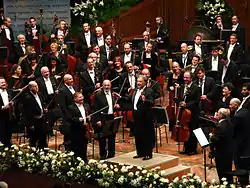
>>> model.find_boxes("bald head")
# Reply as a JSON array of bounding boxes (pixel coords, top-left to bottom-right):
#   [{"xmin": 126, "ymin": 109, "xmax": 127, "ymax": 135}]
[
  {"xmin": 64, "ymin": 74, "xmax": 74, "ymax": 86},
  {"xmin": 181, "ymin": 43, "xmax": 188, "ymax": 53},
  {"xmin": 229, "ymin": 98, "xmax": 241, "ymax": 112},
  {"xmin": 217, "ymin": 108, "xmax": 230, "ymax": 120},
  {"xmin": 103, "ymin": 79, "xmax": 111, "ymax": 92},
  {"xmin": 29, "ymin": 81, "xmax": 38, "ymax": 94}
]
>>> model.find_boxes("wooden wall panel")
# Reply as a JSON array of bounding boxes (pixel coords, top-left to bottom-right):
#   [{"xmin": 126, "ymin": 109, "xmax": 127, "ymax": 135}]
[
  {"xmin": 99, "ymin": 0, "xmax": 196, "ymax": 46},
  {"xmin": 226, "ymin": 0, "xmax": 250, "ymax": 50}
]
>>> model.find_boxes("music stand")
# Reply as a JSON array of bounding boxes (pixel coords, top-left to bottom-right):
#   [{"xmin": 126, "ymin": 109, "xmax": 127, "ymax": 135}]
[
  {"xmin": 152, "ymin": 106, "xmax": 169, "ymax": 153},
  {"xmin": 193, "ymin": 128, "xmax": 210, "ymax": 182},
  {"xmin": 100, "ymin": 116, "xmax": 122, "ymax": 138}
]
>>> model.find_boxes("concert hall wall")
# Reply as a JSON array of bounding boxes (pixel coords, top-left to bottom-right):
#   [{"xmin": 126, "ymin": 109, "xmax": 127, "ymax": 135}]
[{"xmin": 99, "ymin": 0, "xmax": 196, "ymax": 46}]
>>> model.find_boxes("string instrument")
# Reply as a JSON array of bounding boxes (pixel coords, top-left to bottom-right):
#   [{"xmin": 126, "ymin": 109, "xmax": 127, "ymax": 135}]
[
  {"xmin": 52, "ymin": 14, "xmax": 59, "ymax": 35},
  {"xmin": 113, "ymin": 77, "xmax": 127, "ymax": 117},
  {"xmin": 167, "ymin": 85, "xmax": 177, "ymax": 124},
  {"xmin": 38, "ymin": 8, "xmax": 50, "ymax": 53},
  {"xmin": 171, "ymin": 87, "xmax": 191, "ymax": 145}
]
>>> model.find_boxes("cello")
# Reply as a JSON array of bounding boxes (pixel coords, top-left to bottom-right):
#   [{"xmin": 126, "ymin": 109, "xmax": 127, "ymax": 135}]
[{"xmin": 171, "ymin": 86, "xmax": 191, "ymax": 152}]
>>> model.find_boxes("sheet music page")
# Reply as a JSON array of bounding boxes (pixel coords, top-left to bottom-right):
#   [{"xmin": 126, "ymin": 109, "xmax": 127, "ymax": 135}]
[{"xmin": 193, "ymin": 128, "xmax": 209, "ymax": 148}]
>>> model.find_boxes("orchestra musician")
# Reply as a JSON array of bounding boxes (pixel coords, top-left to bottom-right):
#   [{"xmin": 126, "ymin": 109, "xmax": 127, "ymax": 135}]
[
  {"xmin": 195, "ymin": 67, "xmax": 217, "ymax": 113},
  {"xmin": 216, "ymin": 82, "xmax": 234, "ymax": 110},
  {"xmin": 120, "ymin": 43, "xmax": 135, "ymax": 64},
  {"xmin": 18, "ymin": 45, "xmax": 36, "ymax": 66},
  {"xmin": 14, "ymin": 34, "xmax": 30, "ymax": 62},
  {"xmin": 67, "ymin": 92, "xmax": 90, "ymax": 162},
  {"xmin": 51, "ymin": 20, "xmax": 69, "ymax": 42},
  {"xmin": 239, "ymin": 83, "xmax": 250, "ymax": 110},
  {"xmin": 76, "ymin": 23, "xmax": 97, "ymax": 62},
  {"xmin": 23, "ymin": 81, "xmax": 48, "ymax": 149},
  {"xmin": 138, "ymin": 31, "xmax": 158, "ymax": 55},
  {"xmin": 92, "ymin": 80, "xmax": 120, "ymax": 160},
  {"xmin": 8, "ymin": 64, "xmax": 25, "ymax": 90},
  {"xmin": 210, "ymin": 108, "xmax": 233, "ymax": 184},
  {"xmin": 92, "ymin": 44, "xmax": 107, "ymax": 73},
  {"xmin": 184, "ymin": 55, "xmax": 202, "ymax": 78},
  {"xmin": 178, "ymin": 71, "xmax": 201, "ymax": 155},
  {"xmin": 211, "ymin": 15, "xmax": 224, "ymax": 40},
  {"xmin": 57, "ymin": 34, "xmax": 68, "ymax": 55},
  {"xmin": 36, "ymin": 66, "xmax": 58, "ymax": 135},
  {"xmin": 176, "ymin": 43, "xmax": 193, "ymax": 68},
  {"xmin": 79, "ymin": 57, "xmax": 101, "ymax": 105},
  {"xmin": 58, "ymin": 74, "xmax": 77, "ymax": 149},
  {"xmin": 231, "ymin": 15, "xmax": 245, "ymax": 47},
  {"xmin": 191, "ymin": 33, "xmax": 208, "ymax": 58},
  {"xmin": 132, "ymin": 75, "xmax": 154, "ymax": 160},
  {"xmin": 141, "ymin": 68, "xmax": 160, "ymax": 100},
  {"xmin": 155, "ymin": 16, "xmax": 169, "ymax": 49},
  {"xmin": 0, "ymin": 77, "xmax": 14, "ymax": 146},
  {"xmin": 0, "ymin": 17, "xmax": 15, "ymax": 64},
  {"xmin": 95, "ymin": 27, "xmax": 105, "ymax": 47}
]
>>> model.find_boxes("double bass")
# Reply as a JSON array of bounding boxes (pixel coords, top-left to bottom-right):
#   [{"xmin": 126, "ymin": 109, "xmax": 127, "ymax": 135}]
[{"xmin": 171, "ymin": 86, "xmax": 191, "ymax": 152}]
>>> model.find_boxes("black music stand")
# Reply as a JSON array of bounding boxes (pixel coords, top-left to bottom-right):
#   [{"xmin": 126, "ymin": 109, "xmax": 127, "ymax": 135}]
[
  {"xmin": 193, "ymin": 128, "xmax": 210, "ymax": 182},
  {"xmin": 99, "ymin": 116, "xmax": 122, "ymax": 138},
  {"xmin": 152, "ymin": 106, "xmax": 169, "ymax": 153}
]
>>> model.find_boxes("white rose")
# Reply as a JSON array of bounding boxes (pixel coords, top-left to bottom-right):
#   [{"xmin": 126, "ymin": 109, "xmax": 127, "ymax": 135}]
[
  {"xmin": 114, "ymin": 168, "xmax": 118, "ymax": 172},
  {"xmin": 142, "ymin": 170, "xmax": 147, "ymax": 174},
  {"xmin": 154, "ymin": 174, "xmax": 160, "ymax": 179},
  {"xmin": 128, "ymin": 172, "xmax": 134, "ymax": 177},
  {"xmin": 221, "ymin": 177, "xmax": 227, "ymax": 181},
  {"xmin": 173, "ymin": 177, "xmax": 179, "ymax": 183}
]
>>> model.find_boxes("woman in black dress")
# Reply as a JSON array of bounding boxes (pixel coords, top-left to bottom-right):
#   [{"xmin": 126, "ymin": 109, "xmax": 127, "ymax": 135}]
[{"xmin": 217, "ymin": 82, "xmax": 234, "ymax": 110}]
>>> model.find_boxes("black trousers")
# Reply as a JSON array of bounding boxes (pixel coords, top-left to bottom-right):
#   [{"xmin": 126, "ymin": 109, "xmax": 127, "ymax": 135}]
[{"xmin": 71, "ymin": 136, "xmax": 88, "ymax": 162}]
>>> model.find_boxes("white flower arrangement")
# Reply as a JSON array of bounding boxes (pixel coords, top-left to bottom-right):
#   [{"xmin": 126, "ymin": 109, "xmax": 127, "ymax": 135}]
[{"xmin": 0, "ymin": 144, "xmax": 248, "ymax": 187}]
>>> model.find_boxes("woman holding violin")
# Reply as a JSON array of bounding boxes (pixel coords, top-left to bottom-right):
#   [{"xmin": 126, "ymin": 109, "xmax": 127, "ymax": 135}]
[{"xmin": 167, "ymin": 62, "xmax": 184, "ymax": 131}]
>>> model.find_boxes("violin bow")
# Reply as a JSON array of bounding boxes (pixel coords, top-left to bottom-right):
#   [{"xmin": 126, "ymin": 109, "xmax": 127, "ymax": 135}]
[
  {"xmin": 88, "ymin": 105, "xmax": 109, "ymax": 117},
  {"xmin": 93, "ymin": 75, "xmax": 120, "ymax": 93},
  {"xmin": 10, "ymin": 84, "xmax": 29, "ymax": 102}
]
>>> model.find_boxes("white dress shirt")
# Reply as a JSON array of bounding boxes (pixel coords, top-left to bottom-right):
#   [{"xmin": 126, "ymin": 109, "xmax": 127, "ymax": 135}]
[
  {"xmin": 128, "ymin": 71, "xmax": 136, "ymax": 89},
  {"xmin": 124, "ymin": 52, "xmax": 132, "ymax": 63},
  {"xmin": 0, "ymin": 89, "xmax": 9, "ymax": 106},
  {"xmin": 221, "ymin": 66, "xmax": 227, "ymax": 84},
  {"xmin": 31, "ymin": 92, "xmax": 43, "ymax": 111},
  {"xmin": 43, "ymin": 77, "xmax": 54, "ymax": 95},
  {"xmin": 5, "ymin": 28, "xmax": 11, "ymax": 40},
  {"xmin": 199, "ymin": 76, "xmax": 205, "ymax": 95},
  {"xmin": 133, "ymin": 86, "xmax": 146, "ymax": 110},
  {"xmin": 65, "ymin": 84, "xmax": 75, "ymax": 95},
  {"xmin": 232, "ymin": 23, "xmax": 239, "ymax": 31},
  {"xmin": 211, "ymin": 56, "xmax": 219, "ymax": 71},
  {"xmin": 238, "ymin": 95, "xmax": 250, "ymax": 111},
  {"xmin": 76, "ymin": 103, "xmax": 86, "ymax": 125},
  {"xmin": 182, "ymin": 53, "xmax": 188, "ymax": 67},
  {"xmin": 227, "ymin": 44, "xmax": 235, "ymax": 62},
  {"xmin": 87, "ymin": 69, "xmax": 95, "ymax": 84},
  {"xmin": 144, "ymin": 41, "xmax": 148, "ymax": 49},
  {"xmin": 31, "ymin": 26, "xmax": 37, "ymax": 38},
  {"xmin": 20, "ymin": 44, "xmax": 26, "ymax": 54},
  {"xmin": 105, "ymin": 45, "xmax": 111, "ymax": 60},
  {"xmin": 57, "ymin": 29, "xmax": 64, "ymax": 37},
  {"xmin": 105, "ymin": 91, "xmax": 113, "ymax": 114},
  {"xmin": 97, "ymin": 36, "xmax": 104, "ymax": 47},
  {"xmin": 84, "ymin": 31, "xmax": 91, "ymax": 47},
  {"xmin": 194, "ymin": 44, "xmax": 202, "ymax": 57}
]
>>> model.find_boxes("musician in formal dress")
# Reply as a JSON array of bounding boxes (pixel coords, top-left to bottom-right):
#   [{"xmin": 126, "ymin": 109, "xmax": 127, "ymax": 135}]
[
  {"xmin": 141, "ymin": 68, "xmax": 160, "ymax": 100},
  {"xmin": 132, "ymin": 75, "xmax": 154, "ymax": 160},
  {"xmin": 23, "ymin": 81, "xmax": 48, "ymax": 149},
  {"xmin": 14, "ymin": 34, "xmax": 29, "ymax": 62},
  {"xmin": 204, "ymin": 47, "xmax": 223, "ymax": 82},
  {"xmin": 0, "ymin": 77, "xmax": 14, "ymax": 146},
  {"xmin": 191, "ymin": 33, "xmax": 208, "ymax": 58},
  {"xmin": 184, "ymin": 55, "xmax": 202, "ymax": 78},
  {"xmin": 95, "ymin": 26, "xmax": 105, "ymax": 47},
  {"xmin": 58, "ymin": 74, "xmax": 77, "ymax": 149},
  {"xmin": 211, "ymin": 15, "xmax": 224, "ymax": 40},
  {"xmin": 217, "ymin": 82, "xmax": 234, "ymax": 110},
  {"xmin": 76, "ymin": 23, "xmax": 97, "ymax": 62},
  {"xmin": 176, "ymin": 43, "xmax": 193, "ymax": 68},
  {"xmin": 79, "ymin": 58, "xmax": 101, "ymax": 106},
  {"xmin": 57, "ymin": 34, "xmax": 68, "ymax": 55},
  {"xmin": 67, "ymin": 92, "xmax": 90, "ymax": 162},
  {"xmin": 178, "ymin": 71, "xmax": 201, "ymax": 155},
  {"xmin": 155, "ymin": 16, "xmax": 169, "ymax": 49},
  {"xmin": 239, "ymin": 83, "xmax": 250, "ymax": 110},
  {"xmin": 120, "ymin": 43, "xmax": 134, "ymax": 64},
  {"xmin": 92, "ymin": 80, "xmax": 120, "ymax": 160},
  {"xmin": 210, "ymin": 108, "xmax": 233, "ymax": 184},
  {"xmin": 138, "ymin": 31, "xmax": 158, "ymax": 55},
  {"xmin": 51, "ymin": 20, "xmax": 69, "ymax": 42},
  {"xmin": 0, "ymin": 17, "xmax": 15, "ymax": 64},
  {"xmin": 92, "ymin": 44, "xmax": 107, "ymax": 73},
  {"xmin": 231, "ymin": 15, "xmax": 245, "ymax": 47},
  {"xmin": 195, "ymin": 67, "xmax": 217, "ymax": 113},
  {"xmin": 36, "ymin": 66, "xmax": 58, "ymax": 135}
]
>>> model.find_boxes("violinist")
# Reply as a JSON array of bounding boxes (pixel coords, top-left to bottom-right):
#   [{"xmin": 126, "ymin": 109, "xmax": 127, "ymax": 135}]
[
  {"xmin": 67, "ymin": 92, "xmax": 90, "ymax": 163},
  {"xmin": 14, "ymin": 34, "xmax": 30, "ymax": 62},
  {"xmin": 141, "ymin": 42, "xmax": 158, "ymax": 80},
  {"xmin": 123, "ymin": 61, "xmax": 136, "ymax": 96},
  {"xmin": 108, "ymin": 56, "xmax": 125, "ymax": 92},
  {"xmin": 8, "ymin": 64, "xmax": 25, "ymax": 91},
  {"xmin": 47, "ymin": 42, "xmax": 67, "ymax": 72},
  {"xmin": 141, "ymin": 68, "xmax": 160, "ymax": 100},
  {"xmin": 120, "ymin": 43, "xmax": 134, "ymax": 64},
  {"xmin": 175, "ymin": 43, "xmax": 193, "ymax": 68},
  {"xmin": 132, "ymin": 75, "xmax": 154, "ymax": 160},
  {"xmin": 0, "ymin": 77, "xmax": 14, "ymax": 146},
  {"xmin": 177, "ymin": 71, "xmax": 201, "ymax": 155},
  {"xmin": 51, "ymin": 20, "xmax": 69, "ymax": 42},
  {"xmin": 92, "ymin": 79, "xmax": 120, "ymax": 160},
  {"xmin": 190, "ymin": 33, "xmax": 208, "ymax": 58},
  {"xmin": 184, "ymin": 55, "xmax": 202, "ymax": 79},
  {"xmin": 18, "ymin": 45, "xmax": 36, "ymax": 66},
  {"xmin": 95, "ymin": 26, "xmax": 105, "ymax": 47},
  {"xmin": 79, "ymin": 58, "xmax": 101, "ymax": 106},
  {"xmin": 57, "ymin": 34, "xmax": 68, "ymax": 55},
  {"xmin": 47, "ymin": 55, "xmax": 63, "ymax": 79},
  {"xmin": 92, "ymin": 44, "xmax": 107, "ymax": 73},
  {"xmin": 168, "ymin": 62, "xmax": 184, "ymax": 92}
]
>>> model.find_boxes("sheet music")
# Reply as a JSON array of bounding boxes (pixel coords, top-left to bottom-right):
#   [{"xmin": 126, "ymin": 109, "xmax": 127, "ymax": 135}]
[{"xmin": 193, "ymin": 128, "xmax": 209, "ymax": 148}]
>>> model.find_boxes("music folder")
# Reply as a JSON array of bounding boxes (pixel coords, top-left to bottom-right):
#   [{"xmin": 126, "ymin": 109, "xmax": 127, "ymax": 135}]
[
  {"xmin": 193, "ymin": 128, "xmax": 209, "ymax": 148},
  {"xmin": 100, "ymin": 116, "xmax": 122, "ymax": 137}
]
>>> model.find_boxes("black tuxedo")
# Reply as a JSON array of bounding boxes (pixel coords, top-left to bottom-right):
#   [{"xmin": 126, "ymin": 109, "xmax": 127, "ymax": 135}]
[
  {"xmin": 23, "ymin": 92, "xmax": 48, "ymax": 149},
  {"xmin": 14, "ymin": 42, "xmax": 30, "ymax": 61},
  {"xmin": 68, "ymin": 103, "xmax": 90, "ymax": 161},
  {"xmin": 217, "ymin": 95, "xmax": 233, "ymax": 110},
  {"xmin": 219, "ymin": 61, "xmax": 237, "ymax": 85},
  {"xmin": 178, "ymin": 83, "xmax": 201, "ymax": 153},
  {"xmin": 92, "ymin": 90, "xmax": 117, "ymax": 159},
  {"xmin": 132, "ymin": 87, "xmax": 154, "ymax": 157},
  {"xmin": 191, "ymin": 43, "xmax": 208, "ymax": 58},
  {"xmin": 0, "ymin": 26, "xmax": 15, "ymax": 63},
  {"xmin": 147, "ymin": 79, "xmax": 161, "ymax": 100},
  {"xmin": 79, "ymin": 69, "xmax": 101, "ymax": 105},
  {"xmin": 156, "ymin": 24, "xmax": 169, "ymax": 44},
  {"xmin": 0, "ymin": 89, "xmax": 13, "ymax": 146},
  {"xmin": 25, "ymin": 24, "xmax": 41, "ymax": 44},
  {"xmin": 231, "ymin": 23, "xmax": 245, "ymax": 48},
  {"xmin": 210, "ymin": 118, "xmax": 233, "ymax": 183},
  {"xmin": 53, "ymin": 28, "xmax": 70, "ymax": 41},
  {"xmin": 137, "ymin": 40, "xmax": 158, "ymax": 55},
  {"xmin": 211, "ymin": 23, "xmax": 223, "ymax": 39},
  {"xmin": 142, "ymin": 52, "xmax": 159, "ymax": 79},
  {"xmin": 175, "ymin": 52, "xmax": 193, "ymax": 68},
  {"xmin": 242, "ymin": 96, "xmax": 250, "ymax": 111},
  {"xmin": 100, "ymin": 45, "xmax": 119, "ymax": 61},
  {"xmin": 224, "ymin": 43, "xmax": 244, "ymax": 65}
]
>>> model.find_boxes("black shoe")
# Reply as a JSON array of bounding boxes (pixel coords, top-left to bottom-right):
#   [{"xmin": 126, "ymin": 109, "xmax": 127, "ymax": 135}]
[
  {"xmin": 142, "ymin": 156, "xmax": 152, "ymax": 160},
  {"xmin": 179, "ymin": 150, "xmax": 189, "ymax": 154},
  {"xmin": 188, "ymin": 151, "xmax": 198, "ymax": 155},
  {"xmin": 133, "ymin": 155, "xmax": 142, "ymax": 159}
]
